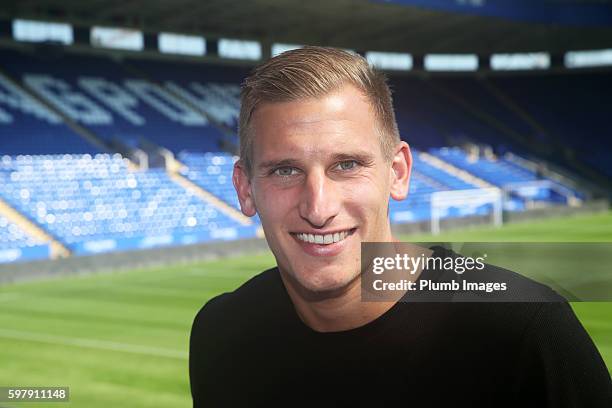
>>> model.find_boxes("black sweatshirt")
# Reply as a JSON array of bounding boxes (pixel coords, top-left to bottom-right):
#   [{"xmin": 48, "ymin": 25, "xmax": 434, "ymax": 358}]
[{"xmin": 190, "ymin": 247, "xmax": 612, "ymax": 407}]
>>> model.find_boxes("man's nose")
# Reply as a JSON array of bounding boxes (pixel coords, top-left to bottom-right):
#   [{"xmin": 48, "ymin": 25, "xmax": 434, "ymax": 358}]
[{"xmin": 298, "ymin": 169, "xmax": 340, "ymax": 228}]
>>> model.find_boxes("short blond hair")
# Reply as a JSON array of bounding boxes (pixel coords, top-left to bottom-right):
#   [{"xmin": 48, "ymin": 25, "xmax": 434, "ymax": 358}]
[{"xmin": 238, "ymin": 46, "xmax": 400, "ymax": 176}]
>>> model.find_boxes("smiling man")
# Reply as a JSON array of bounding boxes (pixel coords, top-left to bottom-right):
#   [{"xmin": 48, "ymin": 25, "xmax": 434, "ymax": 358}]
[
  {"xmin": 189, "ymin": 47, "xmax": 611, "ymax": 407},
  {"xmin": 233, "ymin": 70, "xmax": 412, "ymax": 333}
]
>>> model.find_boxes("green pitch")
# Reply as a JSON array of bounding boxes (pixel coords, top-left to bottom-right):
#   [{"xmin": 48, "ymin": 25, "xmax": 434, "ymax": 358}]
[{"xmin": 0, "ymin": 211, "xmax": 610, "ymax": 407}]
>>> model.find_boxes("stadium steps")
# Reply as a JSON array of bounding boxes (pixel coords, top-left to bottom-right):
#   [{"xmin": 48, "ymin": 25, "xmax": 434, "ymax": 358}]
[
  {"xmin": 0, "ymin": 197, "xmax": 70, "ymax": 258},
  {"xmin": 417, "ymin": 151, "xmax": 493, "ymax": 189},
  {"xmin": 0, "ymin": 66, "xmax": 110, "ymax": 153},
  {"xmin": 167, "ymin": 170, "xmax": 254, "ymax": 227}
]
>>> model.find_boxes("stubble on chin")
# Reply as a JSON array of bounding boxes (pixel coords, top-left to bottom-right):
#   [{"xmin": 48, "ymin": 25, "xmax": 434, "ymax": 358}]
[{"xmin": 279, "ymin": 264, "xmax": 362, "ymax": 302}]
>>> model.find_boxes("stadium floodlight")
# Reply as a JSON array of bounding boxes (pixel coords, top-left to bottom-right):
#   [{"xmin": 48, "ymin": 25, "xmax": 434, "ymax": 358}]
[
  {"xmin": 424, "ymin": 54, "xmax": 479, "ymax": 71},
  {"xmin": 491, "ymin": 53, "xmax": 550, "ymax": 70},
  {"xmin": 565, "ymin": 49, "xmax": 612, "ymax": 68},
  {"xmin": 12, "ymin": 19, "xmax": 73, "ymax": 45},
  {"xmin": 91, "ymin": 26, "xmax": 144, "ymax": 51},
  {"xmin": 366, "ymin": 51, "xmax": 413, "ymax": 71},
  {"xmin": 159, "ymin": 33, "xmax": 206, "ymax": 56},
  {"xmin": 218, "ymin": 38, "xmax": 262, "ymax": 60},
  {"xmin": 430, "ymin": 188, "xmax": 502, "ymax": 235},
  {"xmin": 271, "ymin": 43, "xmax": 303, "ymax": 57}
]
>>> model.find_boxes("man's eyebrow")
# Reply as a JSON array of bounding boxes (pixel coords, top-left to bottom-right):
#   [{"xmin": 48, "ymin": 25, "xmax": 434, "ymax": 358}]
[
  {"xmin": 332, "ymin": 152, "xmax": 376, "ymax": 164},
  {"xmin": 257, "ymin": 152, "xmax": 376, "ymax": 171},
  {"xmin": 257, "ymin": 158, "xmax": 302, "ymax": 171}
]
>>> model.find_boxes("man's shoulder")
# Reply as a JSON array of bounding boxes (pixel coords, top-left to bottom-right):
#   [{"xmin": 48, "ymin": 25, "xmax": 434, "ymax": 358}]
[
  {"xmin": 395, "ymin": 245, "xmax": 571, "ymax": 339},
  {"xmin": 478, "ymin": 261, "xmax": 566, "ymax": 302},
  {"xmin": 192, "ymin": 266, "xmax": 287, "ymax": 333},
  {"xmin": 427, "ymin": 245, "xmax": 566, "ymax": 302}
]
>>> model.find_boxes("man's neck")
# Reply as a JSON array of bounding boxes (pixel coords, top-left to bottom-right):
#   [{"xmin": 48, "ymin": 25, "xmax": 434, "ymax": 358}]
[{"xmin": 280, "ymin": 270, "xmax": 400, "ymax": 333}]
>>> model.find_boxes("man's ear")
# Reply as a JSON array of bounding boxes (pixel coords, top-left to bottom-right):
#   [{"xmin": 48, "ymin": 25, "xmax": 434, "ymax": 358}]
[
  {"xmin": 389, "ymin": 141, "xmax": 412, "ymax": 201},
  {"xmin": 233, "ymin": 160, "xmax": 257, "ymax": 217}
]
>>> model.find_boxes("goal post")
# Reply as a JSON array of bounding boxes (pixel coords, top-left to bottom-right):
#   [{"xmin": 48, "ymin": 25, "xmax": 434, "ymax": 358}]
[{"xmin": 430, "ymin": 188, "xmax": 503, "ymax": 235}]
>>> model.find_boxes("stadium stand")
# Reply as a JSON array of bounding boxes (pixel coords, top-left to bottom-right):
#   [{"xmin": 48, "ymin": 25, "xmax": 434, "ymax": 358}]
[
  {"xmin": 178, "ymin": 152, "xmax": 262, "ymax": 225},
  {"xmin": 390, "ymin": 73, "xmax": 612, "ymax": 184},
  {"xmin": 0, "ymin": 154, "xmax": 257, "ymax": 258},
  {"xmin": 0, "ymin": 44, "xmax": 597, "ymax": 263},
  {"xmin": 125, "ymin": 57, "xmax": 246, "ymax": 136},
  {"xmin": 431, "ymin": 147, "xmax": 581, "ymax": 205},
  {"xmin": 0, "ymin": 71, "xmax": 98, "ymax": 155},
  {"xmin": 1, "ymin": 48, "xmax": 228, "ymax": 154},
  {"xmin": 490, "ymin": 72, "xmax": 612, "ymax": 178},
  {"xmin": 434, "ymin": 77, "xmax": 535, "ymax": 146},
  {"xmin": 179, "ymin": 152, "xmax": 241, "ymax": 209},
  {"xmin": 388, "ymin": 150, "xmax": 492, "ymax": 222},
  {"xmin": 391, "ymin": 76, "xmax": 511, "ymax": 149},
  {"xmin": 0, "ymin": 213, "xmax": 50, "ymax": 263}
]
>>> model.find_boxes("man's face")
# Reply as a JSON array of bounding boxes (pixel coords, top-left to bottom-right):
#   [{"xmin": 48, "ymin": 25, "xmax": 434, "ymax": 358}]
[{"xmin": 234, "ymin": 84, "xmax": 411, "ymax": 294}]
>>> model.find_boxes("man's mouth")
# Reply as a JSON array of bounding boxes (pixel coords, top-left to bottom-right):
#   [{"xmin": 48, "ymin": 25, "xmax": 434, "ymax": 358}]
[{"xmin": 292, "ymin": 228, "xmax": 357, "ymax": 245}]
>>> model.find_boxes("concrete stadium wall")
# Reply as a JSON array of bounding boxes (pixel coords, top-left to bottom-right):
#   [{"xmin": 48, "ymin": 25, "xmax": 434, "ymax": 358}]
[
  {"xmin": 503, "ymin": 199, "xmax": 609, "ymax": 223},
  {"xmin": 1, "ymin": 199, "xmax": 608, "ymax": 285},
  {"xmin": 0, "ymin": 238, "xmax": 270, "ymax": 284}
]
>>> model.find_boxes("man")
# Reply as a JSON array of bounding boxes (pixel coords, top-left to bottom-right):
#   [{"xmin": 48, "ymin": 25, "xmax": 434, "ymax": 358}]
[{"xmin": 190, "ymin": 46, "xmax": 611, "ymax": 406}]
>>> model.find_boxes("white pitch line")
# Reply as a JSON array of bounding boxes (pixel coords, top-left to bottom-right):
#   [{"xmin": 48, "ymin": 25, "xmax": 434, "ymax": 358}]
[{"xmin": 0, "ymin": 328, "xmax": 187, "ymax": 360}]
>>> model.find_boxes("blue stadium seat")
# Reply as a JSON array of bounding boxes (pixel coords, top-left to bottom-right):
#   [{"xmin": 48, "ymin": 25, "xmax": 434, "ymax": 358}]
[
  {"xmin": 0, "ymin": 213, "xmax": 50, "ymax": 263},
  {"xmin": 430, "ymin": 147, "xmax": 577, "ymax": 205},
  {"xmin": 178, "ymin": 152, "xmax": 261, "ymax": 224},
  {"xmin": 0, "ymin": 154, "xmax": 256, "ymax": 254},
  {"xmin": 0, "ymin": 71, "xmax": 98, "ymax": 155},
  {"xmin": 0, "ymin": 49, "xmax": 229, "ymax": 154}
]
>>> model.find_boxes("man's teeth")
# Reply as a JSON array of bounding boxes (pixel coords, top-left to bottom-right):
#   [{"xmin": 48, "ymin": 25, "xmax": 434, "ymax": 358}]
[{"xmin": 295, "ymin": 230, "xmax": 351, "ymax": 245}]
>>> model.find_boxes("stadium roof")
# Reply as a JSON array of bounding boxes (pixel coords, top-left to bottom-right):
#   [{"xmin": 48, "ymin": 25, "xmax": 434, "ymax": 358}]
[{"xmin": 3, "ymin": 0, "xmax": 612, "ymax": 55}]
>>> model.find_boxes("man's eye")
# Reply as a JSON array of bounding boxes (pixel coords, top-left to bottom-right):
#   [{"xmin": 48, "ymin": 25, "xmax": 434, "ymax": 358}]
[
  {"xmin": 273, "ymin": 167, "xmax": 298, "ymax": 176},
  {"xmin": 337, "ymin": 160, "xmax": 358, "ymax": 171}
]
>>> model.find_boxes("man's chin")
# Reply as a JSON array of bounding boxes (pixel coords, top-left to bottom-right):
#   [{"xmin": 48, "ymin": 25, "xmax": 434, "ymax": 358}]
[{"xmin": 287, "ymin": 270, "xmax": 360, "ymax": 299}]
